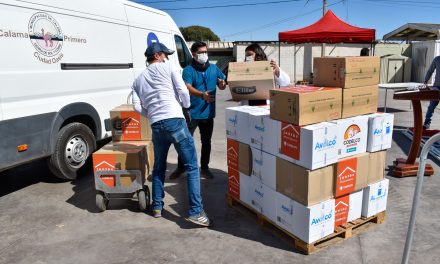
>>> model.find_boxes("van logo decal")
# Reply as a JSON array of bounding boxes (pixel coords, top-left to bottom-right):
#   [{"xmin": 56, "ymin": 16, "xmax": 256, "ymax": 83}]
[{"xmin": 28, "ymin": 12, "xmax": 64, "ymax": 58}]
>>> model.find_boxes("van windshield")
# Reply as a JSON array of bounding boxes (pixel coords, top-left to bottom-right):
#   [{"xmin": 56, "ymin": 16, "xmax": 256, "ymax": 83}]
[{"xmin": 174, "ymin": 35, "xmax": 192, "ymax": 68}]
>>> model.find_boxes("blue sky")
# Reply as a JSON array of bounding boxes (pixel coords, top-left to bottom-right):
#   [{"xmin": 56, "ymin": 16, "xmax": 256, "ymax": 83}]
[{"xmin": 131, "ymin": 0, "xmax": 440, "ymax": 42}]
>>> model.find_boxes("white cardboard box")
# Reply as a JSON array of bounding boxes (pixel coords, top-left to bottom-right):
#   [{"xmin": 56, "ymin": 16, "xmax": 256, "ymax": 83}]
[
  {"xmin": 332, "ymin": 116, "xmax": 369, "ymax": 159},
  {"xmin": 225, "ymin": 106, "xmax": 259, "ymax": 144},
  {"xmin": 250, "ymin": 177, "xmax": 277, "ymax": 224},
  {"xmin": 334, "ymin": 190, "xmax": 363, "ymax": 229},
  {"xmin": 276, "ymin": 193, "xmax": 335, "ymax": 243},
  {"xmin": 251, "ymin": 147, "xmax": 277, "ymax": 190},
  {"xmin": 366, "ymin": 113, "xmax": 394, "ymax": 152},
  {"xmin": 239, "ymin": 173, "xmax": 253, "ymax": 207},
  {"xmin": 277, "ymin": 121, "xmax": 338, "ymax": 170},
  {"xmin": 249, "ymin": 108, "xmax": 279, "ymax": 155},
  {"xmin": 362, "ymin": 178, "xmax": 389, "ymax": 217}
]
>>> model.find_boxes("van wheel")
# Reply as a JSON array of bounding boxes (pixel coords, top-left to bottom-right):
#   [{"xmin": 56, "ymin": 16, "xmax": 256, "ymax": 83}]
[{"xmin": 48, "ymin": 122, "xmax": 96, "ymax": 180}]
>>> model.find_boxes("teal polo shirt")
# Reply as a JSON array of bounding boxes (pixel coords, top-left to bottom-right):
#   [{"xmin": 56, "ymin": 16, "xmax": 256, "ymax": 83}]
[{"xmin": 182, "ymin": 63, "xmax": 226, "ymax": 120}]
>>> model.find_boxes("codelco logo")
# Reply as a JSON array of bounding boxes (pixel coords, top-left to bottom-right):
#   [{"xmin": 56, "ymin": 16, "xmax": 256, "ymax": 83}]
[
  {"xmin": 343, "ymin": 124, "xmax": 361, "ymax": 146},
  {"xmin": 232, "ymin": 86, "xmax": 257, "ymax": 95},
  {"xmin": 315, "ymin": 136, "xmax": 337, "ymax": 150},
  {"xmin": 311, "ymin": 211, "xmax": 333, "ymax": 226}
]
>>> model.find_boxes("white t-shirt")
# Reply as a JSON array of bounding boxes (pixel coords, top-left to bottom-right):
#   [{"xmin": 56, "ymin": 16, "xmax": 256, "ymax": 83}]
[{"xmin": 131, "ymin": 60, "xmax": 190, "ymax": 125}]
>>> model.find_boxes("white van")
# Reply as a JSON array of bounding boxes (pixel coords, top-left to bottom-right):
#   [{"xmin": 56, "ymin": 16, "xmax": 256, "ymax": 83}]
[{"xmin": 0, "ymin": 0, "xmax": 193, "ymax": 179}]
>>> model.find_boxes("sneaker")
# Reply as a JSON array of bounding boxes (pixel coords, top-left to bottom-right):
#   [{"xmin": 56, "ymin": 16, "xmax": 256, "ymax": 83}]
[
  {"xmin": 152, "ymin": 209, "xmax": 162, "ymax": 218},
  {"xmin": 169, "ymin": 168, "xmax": 185, "ymax": 180},
  {"xmin": 200, "ymin": 168, "xmax": 214, "ymax": 179},
  {"xmin": 187, "ymin": 210, "xmax": 212, "ymax": 227}
]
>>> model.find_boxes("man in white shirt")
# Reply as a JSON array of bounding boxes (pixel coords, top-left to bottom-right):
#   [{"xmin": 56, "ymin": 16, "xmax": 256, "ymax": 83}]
[{"xmin": 132, "ymin": 42, "xmax": 211, "ymax": 227}]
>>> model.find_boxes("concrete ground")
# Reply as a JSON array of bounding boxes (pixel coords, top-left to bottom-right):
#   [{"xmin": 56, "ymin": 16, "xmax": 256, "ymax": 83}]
[{"xmin": 1, "ymin": 88, "xmax": 440, "ymax": 264}]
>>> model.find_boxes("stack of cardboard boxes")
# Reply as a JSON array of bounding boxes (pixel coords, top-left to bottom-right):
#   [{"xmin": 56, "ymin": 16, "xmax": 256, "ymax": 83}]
[
  {"xmin": 92, "ymin": 104, "xmax": 154, "ymax": 188},
  {"xmin": 225, "ymin": 56, "xmax": 393, "ymax": 244}
]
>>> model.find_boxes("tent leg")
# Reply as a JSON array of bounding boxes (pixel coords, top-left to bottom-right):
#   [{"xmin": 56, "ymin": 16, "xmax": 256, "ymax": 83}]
[
  {"xmin": 278, "ymin": 41, "xmax": 281, "ymax": 67},
  {"xmin": 294, "ymin": 44, "xmax": 297, "ymax": 85}
]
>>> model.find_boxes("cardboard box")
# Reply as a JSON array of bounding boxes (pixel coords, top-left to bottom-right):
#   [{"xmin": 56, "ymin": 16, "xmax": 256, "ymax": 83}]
[
  {"xmin": 277, "ymin": 121, "xmax": 338, "ymax": 170},
  {"xmin": 110, "ymin": 104, "xmax": 151, "ymax": 141},
  {"xmin": 225, "ymin": 106, "xmax": 261, "ymax": 144},
  {"xmin": 313, "ymin": 56, "xmax": 380, "ymax": 88},
  {"xmin": 251, "ymin": 147, "xmax": 277, "ymax": 190},
  {"xmin": 334, "ymin": 190, "xmax": 363, "ymax": 229},
  {"xmin": 228, "ymin": 61, "xmax": 275, "ymax": 101},
  {"xmin": 367, "ymin": 150, "xmax": 386, "ymax": 185},
  {"xmin": 276, "ymin": 157, "xmax": 334, "ymax": 206},
  {"xmin": 362, "ymin": 179, "xmax": 389, "ymax": 217},
  {"xmin": 227, "ymin": 167, "xmax": 240, "ymax": 200},
  {"xmin": 239, "ymin": 143, "xmax": 252, "ymax": 176},
  {"xmin": 239, "ymin": 173, "xmax": 253, "ymax": 206},
  {"xmin": 270, "ymin": 86, "xmax": 342, "ymax": 126},
  {"xmin": 250, "ymin": 178, "xmax": 277, "ymax": 223},
  {"xmin": 111, "ymin": 141, "xmax": 154, "ymax": 176},
  {"xmin": 249, "ymin": 107, "xmax": 279, "ymax": 155},
  {"xmin": 342, "ymin": 85, "xmax": 378, "ymax": 118},
  {"xmin": 227, "ymin": 138, "xmax": 252, "ymax": 176},
  {"xmin": 332, "ymin": 116, "xmax": 369, "ymax": 159},
  {"xmin": 333, "ymin": 153, "xmax": 369, "ymax": 197},
  {"xmin": 276, "ymin": 193, "xmax": 335, "ymax": 243},
  {"xmin": 92, "ymin": 142, "xmax": 146, "ymax": 187},
  {"xmin": 366, "ymin": 113, "xmax": 394, "ymax": 152}
]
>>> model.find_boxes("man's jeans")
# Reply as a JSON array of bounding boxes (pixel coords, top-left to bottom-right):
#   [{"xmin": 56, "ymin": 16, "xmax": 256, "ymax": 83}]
[
  {"xmin": 151, "ymin": 118, "xmax": 203, "ymax": 217},
  {"xmin": 177, "ymin": 118, "xmax": 214, "ymax": 171},
  {"xmin": 424, "ymin": 86, "xmax": 440, "ymax": 127}
]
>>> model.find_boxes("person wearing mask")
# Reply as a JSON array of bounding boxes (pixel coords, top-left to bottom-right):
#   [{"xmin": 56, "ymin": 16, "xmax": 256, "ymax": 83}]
[
  {"xmin": 168, "ymin": 41, "xmax": 226, "ymax": 180},
  {"xmin": 131, "ymin": 42, "xmax": 211, "ymax": 227},
  {"xmin": 243, "ymin": 43, "xmax": 291, "ymax": 105},
  {"xmin": 423, "ymin": 55, "xmax": 440, "ymax": 130},
  {"xmin": 360, "ymin": 47, "xmax": 370, "ymax": 56}
]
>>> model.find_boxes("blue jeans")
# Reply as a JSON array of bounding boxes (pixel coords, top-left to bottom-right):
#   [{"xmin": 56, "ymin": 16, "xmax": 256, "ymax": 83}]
[
  {"xmin": 151, "ymin": 118, "xmax": 203, "ymax": 217},
  {"xmin": 424, "ymin": 86, "xmax": 440, "ymax": 126}
]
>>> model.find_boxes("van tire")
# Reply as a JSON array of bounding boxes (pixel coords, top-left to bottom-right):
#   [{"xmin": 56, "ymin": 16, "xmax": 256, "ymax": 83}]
[{"xmin": 48, "ymin": 122, "xmax": 96, "ymax": 180}]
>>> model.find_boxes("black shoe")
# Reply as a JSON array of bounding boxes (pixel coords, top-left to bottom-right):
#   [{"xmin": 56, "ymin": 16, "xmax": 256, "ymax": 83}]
[
  {"xmin": 186, "ymin": 210, "xmax": 213, "ymax": 227},
  {"xmin": 169, "ymin": 168, "xmax": 185, "ymax": 180},
  {"xmin": 200, "ymin": 168, "xmax": 214, "ymax": 179}
]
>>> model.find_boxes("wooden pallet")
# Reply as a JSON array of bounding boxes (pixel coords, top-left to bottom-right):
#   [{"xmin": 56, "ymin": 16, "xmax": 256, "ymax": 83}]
[{"xmin": 226, "ymin": 193, "xmax": 386, "ymax": 255}]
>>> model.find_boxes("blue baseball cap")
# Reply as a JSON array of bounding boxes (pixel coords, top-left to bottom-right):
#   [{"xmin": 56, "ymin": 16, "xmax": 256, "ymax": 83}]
[{"xmin": 144, "ymin": 42, "xmax": 174, "ymax": 57}]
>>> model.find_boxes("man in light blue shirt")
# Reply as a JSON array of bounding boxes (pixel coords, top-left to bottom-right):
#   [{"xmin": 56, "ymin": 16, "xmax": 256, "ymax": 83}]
[
  {"xmin": 169, "ymin": 41, "xmax": 226, "ymax": 179},
  {"xmin": 132, "ymin": 42, "xmax": 212, "ymax": 227},
  {"xmin": 423, "ymin": 55, "xmax": 440, "ymax": 130}
]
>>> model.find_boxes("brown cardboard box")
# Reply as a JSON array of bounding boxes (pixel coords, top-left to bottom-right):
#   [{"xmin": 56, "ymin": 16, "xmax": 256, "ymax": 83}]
[
  {"xmin": 239, "ymin": 142, "xmax": 252, "ymax": 176},
  {"xmin": 228, "ymin": 61, "xmax": 275, "ymax": 101},
  {"xmin": 112, "ymin": 141, "xmax": 154, "ymax": 176},
  {"xmin": 342, "ymin": 85, "xmax": 378, "ymax": 118},
  {"xmin": 269, "ymin": 86, "xmax": 342, "ymax": 126},
  {"xmin": 333, "ymin": 153, "xmax": 369, "ymax": 198},
  {"xmin": 110, "ymin": 104, "xmax": 151, "ymax": 141},
  {"xmin": 313, "ymin": 56, "xmax": 380, "ymax": 88},
  {"xmin": 92, "ymin": 142, "xmax": 146, "ymax": 187},
  {"xmin": 368, "ymin": 150, "xmax": 386, "ymax": 185},
  {"xmin": 276, "ymin": 157, "xmax": 334, "ymax": 206}
]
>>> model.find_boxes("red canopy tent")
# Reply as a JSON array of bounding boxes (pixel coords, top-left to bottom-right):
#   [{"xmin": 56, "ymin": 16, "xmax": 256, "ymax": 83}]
[
  {"xmin": 278, "ymin": 10, "xmax": 375, "ymax": 83},
  {"xmin": 279, "ymin": 10, "xmax": 375, "ymax": 43}
]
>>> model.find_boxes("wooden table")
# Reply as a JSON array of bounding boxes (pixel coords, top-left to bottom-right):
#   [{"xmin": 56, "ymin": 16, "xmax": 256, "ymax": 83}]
[{"xmin": 392, "ymin": 88, "xmax": 440, "ymax": 177}]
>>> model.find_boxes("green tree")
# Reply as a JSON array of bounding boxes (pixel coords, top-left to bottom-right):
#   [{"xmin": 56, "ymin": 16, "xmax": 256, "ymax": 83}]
[{"xmin": 179, "ymin": 26, "xmax": 220, "ymax": 41}]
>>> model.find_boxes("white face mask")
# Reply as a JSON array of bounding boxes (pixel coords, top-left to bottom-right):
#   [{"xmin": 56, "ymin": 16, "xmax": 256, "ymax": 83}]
[
  {"xmin": 245, "ymin": 56, "xmax": 254, "ymax": 62},
  {"xmin": 196, "ymin": 53, "xmax": 208, "ymax": 64}
]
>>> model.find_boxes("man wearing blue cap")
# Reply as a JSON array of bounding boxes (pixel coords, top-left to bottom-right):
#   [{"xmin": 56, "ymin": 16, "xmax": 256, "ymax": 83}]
[{"xmin": 131, "ymin": 42, "xmax": 212, "ymax": 227}]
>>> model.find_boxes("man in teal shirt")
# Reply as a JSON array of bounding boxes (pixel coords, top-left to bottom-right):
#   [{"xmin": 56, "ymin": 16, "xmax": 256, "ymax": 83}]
[{"xmin": 170, "ymin": 41, "xmax": 226, "ymax": 179}]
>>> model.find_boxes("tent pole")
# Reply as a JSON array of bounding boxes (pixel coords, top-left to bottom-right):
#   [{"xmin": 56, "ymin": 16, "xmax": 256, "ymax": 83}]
[
  {"xmin": 278, "ymin": 41, "xmax": 281, "ymax": 67},
  {"xmin": 294, "ymin": 44, "xmax": 297, "ymax": 85}
]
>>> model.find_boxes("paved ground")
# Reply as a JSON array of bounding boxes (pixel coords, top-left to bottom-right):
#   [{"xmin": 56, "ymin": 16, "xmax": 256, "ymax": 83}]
[{"xmin": 1, "ymin": 88, "xmax": 440, "ymax": 264}]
